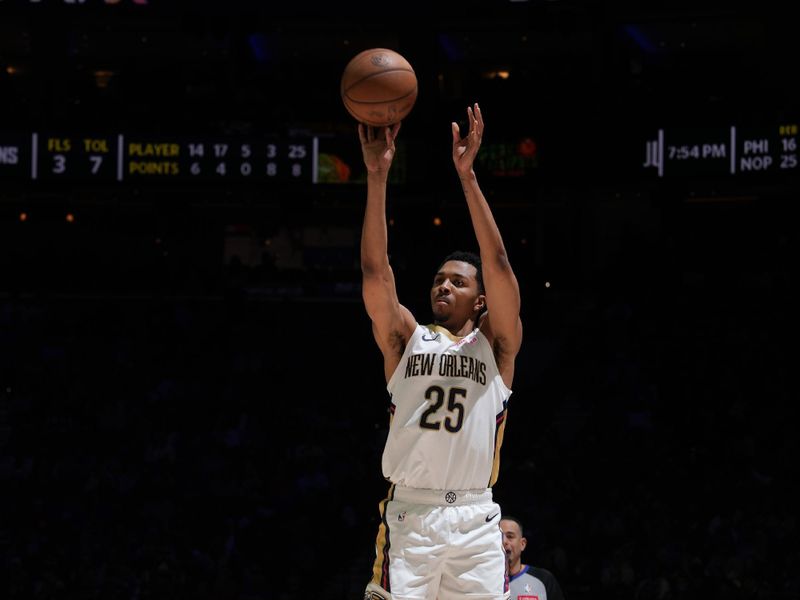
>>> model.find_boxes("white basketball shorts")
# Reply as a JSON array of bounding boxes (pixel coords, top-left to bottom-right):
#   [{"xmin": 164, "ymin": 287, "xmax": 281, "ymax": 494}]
[{"xmin": 367, "ymin": 486, "xmax": 509, "ymax": 600}]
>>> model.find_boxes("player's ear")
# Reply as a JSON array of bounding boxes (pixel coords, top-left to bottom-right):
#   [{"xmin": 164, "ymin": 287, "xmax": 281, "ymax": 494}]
[
  {"xmin": 474, "ymin": 294, "xmax": 486, "ymax": 313},
  {"xmin": 520, "ymin": 536, "xmax": 527, "ymax": 551}
]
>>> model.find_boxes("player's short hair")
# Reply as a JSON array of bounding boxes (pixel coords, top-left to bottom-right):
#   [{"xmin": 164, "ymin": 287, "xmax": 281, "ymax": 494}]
[{"xmin": 439, "ymin": 250, "xmax": 484, "ymax": 294}]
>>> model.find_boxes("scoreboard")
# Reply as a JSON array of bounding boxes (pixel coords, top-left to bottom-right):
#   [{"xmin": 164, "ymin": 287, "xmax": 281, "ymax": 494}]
[
  {"xmin": 641, "ymin": 123, "xmax": 798, "ymax": 178},
  {"xmin": 0, "ymin": 132, "xmax": 318, "ymax": 183},
  {"xmin": 4, "ymin": 124, "xmax": 797, "ymax": 184}
]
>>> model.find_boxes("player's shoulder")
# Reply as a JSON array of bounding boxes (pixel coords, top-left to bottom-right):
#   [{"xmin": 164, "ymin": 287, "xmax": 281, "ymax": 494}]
[{"xmin": 478, "ymin": 311, "xmax": 522, "ymax": 344}]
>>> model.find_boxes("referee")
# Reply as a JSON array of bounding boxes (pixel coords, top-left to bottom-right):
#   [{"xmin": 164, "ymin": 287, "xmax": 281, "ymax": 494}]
[{"xmin": 500, "ymin": 516, "xmax": 566, "ymax": 600}]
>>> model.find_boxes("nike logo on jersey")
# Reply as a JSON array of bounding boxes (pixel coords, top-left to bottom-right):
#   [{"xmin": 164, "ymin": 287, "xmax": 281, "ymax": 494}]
[
  {"xmin": 486, "ymin": 512, "xmax": 499, "ymax": 522},
  {"xmin": 422, "ymin": 332, "xmax": 441, "ymax": 342}
]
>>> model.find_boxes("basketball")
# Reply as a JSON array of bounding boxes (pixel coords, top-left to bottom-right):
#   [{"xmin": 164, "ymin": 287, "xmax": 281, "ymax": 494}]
[{"xmin": 340, "ymin": 48, "xmax": 418, "ymax": 127}]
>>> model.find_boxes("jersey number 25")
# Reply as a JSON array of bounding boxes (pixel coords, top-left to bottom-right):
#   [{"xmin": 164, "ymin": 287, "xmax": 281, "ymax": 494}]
[{"xmin": 419, "ymin": 385, "xmax": 466, "ymax": 433}]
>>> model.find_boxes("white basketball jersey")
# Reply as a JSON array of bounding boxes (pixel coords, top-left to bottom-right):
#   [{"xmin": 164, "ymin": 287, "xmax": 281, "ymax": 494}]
[{"xmin": 382, "ymin": 323, "xmax": 512, "ymax": 490}]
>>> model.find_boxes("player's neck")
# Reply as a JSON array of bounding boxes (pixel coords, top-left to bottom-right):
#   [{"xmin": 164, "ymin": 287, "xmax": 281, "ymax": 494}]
[
  {"xmin": 434, "ymin": 317, "xmax": 476, "ymax": 337},
  {"xmin": 509, "ymin": 561, "xmax": 526, "ymax": 576}
]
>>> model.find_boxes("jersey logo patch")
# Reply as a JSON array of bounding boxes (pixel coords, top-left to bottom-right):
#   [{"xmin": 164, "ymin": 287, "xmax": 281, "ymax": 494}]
[
  {"xmin": 445, "ymin": 491, "xmax": 457, "ymax": 503},
  {"xmin": 422, "ymin": 331, "xmax": 441, "ymax": 342},
  {"xmin": 452, "ymin": 334, "xmax": 478, "ymax": 349}
]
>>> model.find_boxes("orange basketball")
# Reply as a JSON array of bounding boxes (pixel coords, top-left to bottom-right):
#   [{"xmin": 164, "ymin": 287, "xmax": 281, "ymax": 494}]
[{"xmin": 340, "ymin": 48, "xmax": 418, "ymax": 127}]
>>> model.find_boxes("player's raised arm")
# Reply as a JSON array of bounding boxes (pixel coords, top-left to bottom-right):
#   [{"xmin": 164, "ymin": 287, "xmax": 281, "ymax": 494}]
[
  {"xmin": 452, "ymin": 104, "xmax": 522, "ymax": 385},
  {"xmin": 359, "ymin": 123, "xmax": 416, "ymax": 379}
]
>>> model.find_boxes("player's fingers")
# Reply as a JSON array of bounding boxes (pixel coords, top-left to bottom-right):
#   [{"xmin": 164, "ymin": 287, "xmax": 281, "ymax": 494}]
[
  {"xmin": 470, "ymin": 107, "xmax": 480, "ymax": 137},
  {"xmin": 358, "ymin": 123, "xmax": 366, "ymax": 144},
  {"xmin": 474, "ymin": 103, "xmax": 484, "ymax": 134},
  {"xmin": 388, "ymin": 121, "xmax": 401, "ymax": 143},
  {"xmin": 451, "ymin": 122, "xmax": 461, "ymax": 144}
]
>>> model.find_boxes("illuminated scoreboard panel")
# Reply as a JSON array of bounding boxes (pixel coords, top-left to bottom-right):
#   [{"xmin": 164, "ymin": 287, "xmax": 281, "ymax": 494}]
[
  {"xmin": 0, "ymin": 133, "xmax": 319, "ymax": 183},
  {"xmin": 642, "ymin": 124, "xmax": 799, "ymax": 177},
  {"xmin": 37, "ymin": 134, "xmax": 120, "ymax": 181},
  {"xmin": 0, "ymin": 133, "xmax": 33, "ymax": 180},
  {"xmin": 124, "ymin": 137, "xmax": 315, "ymax": 182}
]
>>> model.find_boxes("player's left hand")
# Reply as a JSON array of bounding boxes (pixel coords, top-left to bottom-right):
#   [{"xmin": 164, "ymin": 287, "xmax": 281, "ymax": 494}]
[{"xmin": 452, "ymin": 102, "xmax": 483, "ymax": 178}]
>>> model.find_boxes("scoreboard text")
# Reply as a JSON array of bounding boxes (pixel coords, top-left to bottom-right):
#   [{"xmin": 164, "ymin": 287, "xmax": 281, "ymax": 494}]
[
  {"xmin": 642, "ymin": 124, "xmax": 798, "ymax": 178},
  {"xmin": 0, "ymin": 133, "xmax": 318, "ymax": 183}
]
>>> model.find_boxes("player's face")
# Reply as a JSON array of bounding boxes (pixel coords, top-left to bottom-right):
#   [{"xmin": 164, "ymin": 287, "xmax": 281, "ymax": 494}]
[
  {"xmin": 500, "ymin": 519, "xmax": 526, "ymax": 566},
  {"xmin": 430, "ymin": 260, "xmax": 484, "ymax": 327}
]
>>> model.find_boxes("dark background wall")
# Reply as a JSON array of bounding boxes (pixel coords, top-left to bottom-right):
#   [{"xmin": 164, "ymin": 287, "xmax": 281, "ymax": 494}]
[{"xmin": 1, "ymin": 2, "xmax": 797, "ymax": 599}]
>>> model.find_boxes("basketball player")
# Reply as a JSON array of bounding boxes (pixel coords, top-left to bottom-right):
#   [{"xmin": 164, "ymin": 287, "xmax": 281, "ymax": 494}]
[
  {"xmin": 359, "ymin": 103, "xmax": 522, "ymax": 600},
  {"xmin": 500, "ymin": 516, "xmax": 565, "ymax": 600}
]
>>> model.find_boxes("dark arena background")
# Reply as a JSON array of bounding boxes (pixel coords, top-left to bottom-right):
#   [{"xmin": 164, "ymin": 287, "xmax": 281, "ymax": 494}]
[{"xmin": 1, "ymin": 1, "xmax": 797, "ymax": 599}]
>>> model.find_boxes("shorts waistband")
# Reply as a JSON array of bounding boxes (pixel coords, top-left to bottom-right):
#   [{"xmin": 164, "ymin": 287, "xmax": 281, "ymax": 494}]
[{"xmin": 392, "ymin": 486, "xmax": 493, "ymax": 506}]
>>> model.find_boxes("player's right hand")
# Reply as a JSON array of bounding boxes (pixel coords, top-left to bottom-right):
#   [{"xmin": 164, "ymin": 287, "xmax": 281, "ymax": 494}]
[{"xmin": 359, "ymin": 122, "xmax": 401, "ymax": 175}]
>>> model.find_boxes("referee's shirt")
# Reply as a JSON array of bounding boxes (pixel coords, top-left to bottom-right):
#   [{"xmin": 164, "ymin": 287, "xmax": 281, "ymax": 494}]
[{"xmin": 508, "ymin": 565, "xmax": 565, "ymax": 600}]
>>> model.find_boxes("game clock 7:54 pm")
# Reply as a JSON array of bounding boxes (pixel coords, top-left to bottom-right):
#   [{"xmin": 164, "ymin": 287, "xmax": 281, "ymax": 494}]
[{"xmin": 641, "ymin": 123, "xmax": 798, "ymax": 178}]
